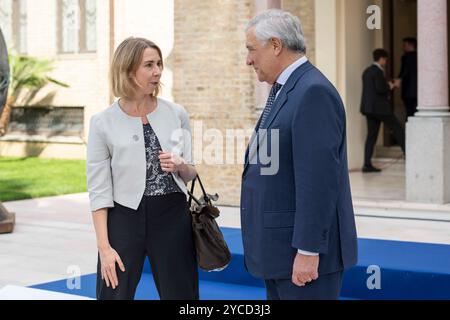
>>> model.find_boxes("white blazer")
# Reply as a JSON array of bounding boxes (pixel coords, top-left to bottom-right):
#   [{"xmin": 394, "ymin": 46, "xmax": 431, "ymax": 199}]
[{"xmin": 86, "ymin": 98, "xmax": 194, "ymax": 212}]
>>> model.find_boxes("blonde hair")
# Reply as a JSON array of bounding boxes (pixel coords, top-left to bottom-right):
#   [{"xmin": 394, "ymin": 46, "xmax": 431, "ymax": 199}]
[{"xmin": 110, "ymin": 37, "xmax": 163, "ymax": 99}]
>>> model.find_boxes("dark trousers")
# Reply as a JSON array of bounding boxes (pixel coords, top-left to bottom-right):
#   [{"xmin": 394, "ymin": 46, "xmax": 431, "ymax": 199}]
[
  {"xmin": 96, "ymin": 192, "xmax": 199, "ymax": 300},
  {"xmin": 264, "ymin": 271, "xmax": 344, "ymax": 300},
  {"xmin": 403, "ymin": 97, "xmax": 418, "ymax": 119},
  {"xmin": 364, "ymin": 114, "xmax": 405, "ymax": 167}
]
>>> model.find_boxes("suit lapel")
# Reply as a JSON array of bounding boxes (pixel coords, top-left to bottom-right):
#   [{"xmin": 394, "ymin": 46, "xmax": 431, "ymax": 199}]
[{"xmin": 243, "ymin": 61, "xmax": 314, "ymax": 174}]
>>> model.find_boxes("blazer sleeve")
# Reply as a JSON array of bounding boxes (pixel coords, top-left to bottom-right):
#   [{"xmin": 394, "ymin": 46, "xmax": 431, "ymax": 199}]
[
  {"xmin": 291, "ymin": 85, "xmax": 343, "ymax": 254},
  {"xmin": 86, "ymin": 115, "xmax": 114, "ymax": 212}
]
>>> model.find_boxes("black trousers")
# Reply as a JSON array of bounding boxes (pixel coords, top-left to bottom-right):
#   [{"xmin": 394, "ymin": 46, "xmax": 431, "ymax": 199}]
[
  {"xmin": 364, "ymin": 114, "xmax": 405, "ymax": 167},
  {"xmin": 265, "ymin": 271, "xmax": 344, "ymax": 300},
  {"xmin": 403, "ymin": 97, "xmax": 418, "ymax": 119},
  {"xmin": 96, "ymin": 192, "xmax": 199, "ymax": 300}
]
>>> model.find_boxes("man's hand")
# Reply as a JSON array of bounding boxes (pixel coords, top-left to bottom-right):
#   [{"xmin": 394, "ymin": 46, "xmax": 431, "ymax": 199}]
[
  {"xmin": 388, "ymin": 80, "xmax": 395, "ymax": 90},
  {"xmin": 292, "ymin": 253, "xmax": 319, "ymax": 287}
]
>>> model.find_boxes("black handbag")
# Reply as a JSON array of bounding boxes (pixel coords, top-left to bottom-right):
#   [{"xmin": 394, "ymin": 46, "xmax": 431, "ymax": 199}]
[{"xmin": 187, "ymin": 175, "xmax": 231, "ymax": 272}]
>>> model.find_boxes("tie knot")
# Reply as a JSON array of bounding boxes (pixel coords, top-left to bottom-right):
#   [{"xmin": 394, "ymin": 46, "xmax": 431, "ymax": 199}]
[{"xmin": 271, "ymin": 82, "xmax": 282, "ymax": 95}]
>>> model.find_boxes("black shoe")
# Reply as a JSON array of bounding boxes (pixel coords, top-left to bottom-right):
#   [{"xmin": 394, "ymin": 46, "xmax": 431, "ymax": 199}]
[{"xmin": 362, "ymin": 165, "xmax": 382, "ymax": 173}]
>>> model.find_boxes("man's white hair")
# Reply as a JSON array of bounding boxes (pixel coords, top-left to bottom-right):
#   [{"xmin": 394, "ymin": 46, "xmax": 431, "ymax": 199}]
[{"xmin": 246, "ymin": 9, "xmax": 307, "ymax": 53}]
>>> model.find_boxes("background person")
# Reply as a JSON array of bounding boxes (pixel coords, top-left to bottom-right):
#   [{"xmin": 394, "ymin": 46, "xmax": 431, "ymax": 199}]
[{"xmin": 360, "ymin": 49, "xmax": 405, "ymax": 173}]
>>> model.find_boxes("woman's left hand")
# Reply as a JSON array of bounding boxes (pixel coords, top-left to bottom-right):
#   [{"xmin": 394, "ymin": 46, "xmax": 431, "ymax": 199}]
[{"xmin": 159, "ymin": 151, "xmax": 186, "ymax": 173}]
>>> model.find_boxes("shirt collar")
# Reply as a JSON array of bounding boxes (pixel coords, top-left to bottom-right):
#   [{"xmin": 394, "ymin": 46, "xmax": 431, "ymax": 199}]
[
  {"xmin": 276, "ymin": 55, "xmax": 309, "ymax": 86},
  {"xmin": 373, "ymin": 62, "xmax": 384, "ymax": 71}
]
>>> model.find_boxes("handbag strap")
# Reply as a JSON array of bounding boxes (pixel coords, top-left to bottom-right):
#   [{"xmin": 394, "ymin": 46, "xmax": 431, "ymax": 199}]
[
  {"xmin": 196, "ymin": 174, "xmax": 210, "ymax": 203},
  {"xmin": 187, "ymin": 174, "xmax": 210, "ymax": 208},
  {"xmin": 188, "ymin": 176, "xmax": 197, "ymax": 208}
]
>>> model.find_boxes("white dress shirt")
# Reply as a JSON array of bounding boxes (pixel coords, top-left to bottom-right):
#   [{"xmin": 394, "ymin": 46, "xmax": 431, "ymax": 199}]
[{"xmin": 373, "ymin": 62, "xmax": 384, "ymax": 73}]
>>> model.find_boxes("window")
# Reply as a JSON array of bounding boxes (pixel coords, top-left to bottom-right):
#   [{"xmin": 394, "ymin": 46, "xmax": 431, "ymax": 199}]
[
  {"xmin": 57, "ymin": 0, "xmax": 97, "ymax": 53},
  {"xmin": 0, "ymin": 0, "xmax": 27, "ymax": 54}
]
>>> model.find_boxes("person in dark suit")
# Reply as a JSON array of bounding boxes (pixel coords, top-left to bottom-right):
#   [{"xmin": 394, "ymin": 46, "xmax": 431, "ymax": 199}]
[
  {"xmin": 360, "ymin": 49, "xmax": 405, "ymax": 173},
  {"xmin": 394, "ymin": 37, "xmax": 418, "ymax": 119},
  {"xmin": 241, "ymin": 9, "xmax": 358, "ymax": 300}
]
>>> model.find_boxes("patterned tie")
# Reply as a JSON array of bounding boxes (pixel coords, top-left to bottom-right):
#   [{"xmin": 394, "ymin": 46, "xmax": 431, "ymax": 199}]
[
  {"xmin": 258, "ymin": 82, "xmax": 283, "ymax": 129},
  {"xmin": 245, "ymin": 82, "xmax": 283, "ymax": 165}
]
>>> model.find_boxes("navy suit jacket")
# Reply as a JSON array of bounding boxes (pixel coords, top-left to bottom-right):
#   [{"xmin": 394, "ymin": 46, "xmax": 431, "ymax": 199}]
[
  {"xmin": 360, "ymin": 65, "xmax": 392, "ymax": 116},
  {"xmin": 241, "ymin": 61, "xmax": 358, "ymax": 279},
  {"xmin": 398, "ymin": 52, "xmax": 417, "ymax": 100}
]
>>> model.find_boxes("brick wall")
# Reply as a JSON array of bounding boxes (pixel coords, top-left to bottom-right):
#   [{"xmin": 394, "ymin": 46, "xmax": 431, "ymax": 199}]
[
  {"xmin": 282, "ymin": 0, "xmax": 316, "ymax": 64},
  {"xmin": 172, "ymin": 0, "xmax": 256, "ymax": 205},
  {"xmin": 172, "ymin": 1, "xmax": 316, "ymax": 206}
]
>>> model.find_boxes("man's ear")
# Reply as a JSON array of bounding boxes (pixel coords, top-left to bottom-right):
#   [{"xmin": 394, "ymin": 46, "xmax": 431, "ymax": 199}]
[{"xmin": 271, "ymin": 38, "xmax": 283, "ymax": 56}]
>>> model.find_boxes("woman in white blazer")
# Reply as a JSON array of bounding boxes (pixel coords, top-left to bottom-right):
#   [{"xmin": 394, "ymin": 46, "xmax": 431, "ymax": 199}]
[{"xmin": 87, "ymin": 37, "xmax": 199, "ymax": 300}]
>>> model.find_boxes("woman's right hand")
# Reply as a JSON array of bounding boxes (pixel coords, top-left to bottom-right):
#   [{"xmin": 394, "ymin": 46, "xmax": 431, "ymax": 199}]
[{"xmin": 99, "ymin": 246, "xmax": 126, "ymax": 289}]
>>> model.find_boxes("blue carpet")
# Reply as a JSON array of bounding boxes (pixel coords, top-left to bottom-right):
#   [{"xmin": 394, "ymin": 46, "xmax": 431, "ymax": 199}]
[
  {"xmin": 31, "ymin": 227, "xmax": 450, "ymax": 300},
  {"xmin": 341, "ymin": 238, "xmax": 450, "ymax": 300},
  {"xmin": 31, "ymin": 273, "xmax": 266, "ymax": 300}
]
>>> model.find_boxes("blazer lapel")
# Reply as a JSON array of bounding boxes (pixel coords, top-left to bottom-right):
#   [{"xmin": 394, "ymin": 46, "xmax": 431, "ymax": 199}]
[{"xmin": 244, "ymin": 61, "xmax": 313, "ymax": 174}]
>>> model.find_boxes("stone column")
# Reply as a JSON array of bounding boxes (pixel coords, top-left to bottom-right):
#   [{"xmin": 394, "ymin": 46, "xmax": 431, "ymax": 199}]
[
  {"xmin": 416, "ymin": 0, "xmax": 449, "ymax": 116},
  {"xmin": 406, "ymin": 0, "xmax": 450, "ymax": 203},
  {"xmin": 254, "ymin": 0, "xmax": 281, "ymax": 112}
]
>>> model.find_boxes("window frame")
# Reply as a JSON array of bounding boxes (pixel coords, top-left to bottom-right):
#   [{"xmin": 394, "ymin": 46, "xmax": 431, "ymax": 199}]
[
  {"xmin": 0, "ymin": 0, "xmax": 27, "ymax": 54},
  {"xmin": 57, "ymin": 0, "xmax": 97, "ymax": 54}
]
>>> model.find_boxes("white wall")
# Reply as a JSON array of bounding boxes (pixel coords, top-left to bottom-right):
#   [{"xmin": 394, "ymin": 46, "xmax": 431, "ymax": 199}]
[
  {"xmin": 315, "ymin": 0, "xmax": 338, "ymax": 85},
  {"xmin": 22, "ymin": 0, "xmax": 175, "ymax": 144},
  {"xmin": 315, "ymin": 0, "xmax": 381, "ymax": 170},
  {"xmin": 24, "ymin": 0, "xmax": 112, "ymax": 145},
  {"xmin": 114, "ymin": 0, "xmax": 174, "ymax": 102},
  {"xmin": 4, "ymin": 0, "xmax": 177, "ymax": 159},
  {"xmin": 26, "ymin": 0, "xmax": 57, "ymax": 57}
]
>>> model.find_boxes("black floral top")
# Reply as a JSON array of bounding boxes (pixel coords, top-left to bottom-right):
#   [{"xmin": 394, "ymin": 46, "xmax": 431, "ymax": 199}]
[{"xmin": 143, "ymin": 123, "xmax": 182, "ymax": 196}]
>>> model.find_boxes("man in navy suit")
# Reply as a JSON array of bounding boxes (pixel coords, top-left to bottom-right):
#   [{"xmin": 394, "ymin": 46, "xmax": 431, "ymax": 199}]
[{"xmin": 241, "ymin": 9, "xmax": 358, "ymax": 300}]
